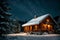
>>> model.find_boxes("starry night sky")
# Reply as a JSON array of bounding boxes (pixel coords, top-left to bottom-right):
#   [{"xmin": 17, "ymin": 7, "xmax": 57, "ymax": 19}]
[{"xmin": 8, "ymin": 0, "xmax": 60, "ymax": 21}]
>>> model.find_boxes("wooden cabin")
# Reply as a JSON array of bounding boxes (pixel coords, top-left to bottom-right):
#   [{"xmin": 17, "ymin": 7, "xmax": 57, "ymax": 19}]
[{"xmin": 22, "ymin": 14, "xmax": 58, "ymax": 33}]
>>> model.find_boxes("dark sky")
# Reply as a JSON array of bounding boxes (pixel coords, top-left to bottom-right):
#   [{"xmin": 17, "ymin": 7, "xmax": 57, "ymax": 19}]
[{"xmin": 8, "ymin": 0, "xmax": 60, "ymax": 21}]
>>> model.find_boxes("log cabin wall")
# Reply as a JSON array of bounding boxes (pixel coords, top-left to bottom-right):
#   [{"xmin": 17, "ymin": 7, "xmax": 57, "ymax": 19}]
[
  {"xmin": 23, "ymin": 25, "xmax": 39, "ymax": 32},
  {"xmin": 32, "ymin": 25, "xmax": 40, "ymax": 32}
]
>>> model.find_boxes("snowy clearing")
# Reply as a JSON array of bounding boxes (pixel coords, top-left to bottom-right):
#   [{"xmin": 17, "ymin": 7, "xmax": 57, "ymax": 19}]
[
  {"xmin": 1, "ymin": 33, "xmax": 60, "ymax": 40},
  {"xmin": 2, "ymin": 33, "xmax": 60, "ymax": 37}
]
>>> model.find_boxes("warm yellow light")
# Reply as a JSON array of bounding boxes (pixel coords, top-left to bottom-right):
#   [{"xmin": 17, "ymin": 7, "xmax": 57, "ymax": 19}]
[
  {"xmin": 44, "ymin": 24, "xmax": 47, "ymax": 26},
  {"xmin": 48, "ymin": 25, "xmax": 51, "ymax": 28},
  {"xmin": 46, "ymin": 19, "xmax": 49, "ymax": 22},
  {"xmin": 30, "ymin": 26, "xmax": 32, "ymax": 31},
  {"xmin": 35, "ymin": 25, "xmax": 37, "ymax": 30}
]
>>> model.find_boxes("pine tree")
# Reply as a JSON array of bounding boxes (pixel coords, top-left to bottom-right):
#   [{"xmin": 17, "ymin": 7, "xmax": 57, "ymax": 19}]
[
  {"xmin": 0, "ymin": 0, "xmax": 11, "ymax": 34},
  {"xmin": 11, "ymin": 18, "xmax": 21, "ymax": 33}
]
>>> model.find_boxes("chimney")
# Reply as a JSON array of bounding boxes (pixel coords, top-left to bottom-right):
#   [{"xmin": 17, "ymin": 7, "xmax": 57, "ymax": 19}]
[{"xmin": 34, "ymin": 15, "xmax": 37, "ymax": 18}]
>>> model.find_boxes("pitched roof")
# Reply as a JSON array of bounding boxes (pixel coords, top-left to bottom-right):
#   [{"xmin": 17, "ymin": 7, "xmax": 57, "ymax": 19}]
[{"xmin": 22, "ymin": 14, "xmax": 50, "ymax": 27}]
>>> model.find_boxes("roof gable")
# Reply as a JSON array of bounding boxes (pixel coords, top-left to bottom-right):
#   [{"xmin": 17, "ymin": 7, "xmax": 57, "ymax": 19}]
[{"xmin": 22, "ymin": 14, "xmax": 50, "ymax": 26}]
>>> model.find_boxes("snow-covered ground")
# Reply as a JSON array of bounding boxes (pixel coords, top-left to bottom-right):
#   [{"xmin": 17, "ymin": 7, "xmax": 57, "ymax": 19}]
[
  {"xmin": 1, "ymin": 33, "xmax": 60, "ymax": 40},
  {"xmin": 2, "ymin": 33, "xmax": 60, "ymax": 36},
  {"xmin": 2, "ymin": 33, "xmax": 28, "ymax": 36}
]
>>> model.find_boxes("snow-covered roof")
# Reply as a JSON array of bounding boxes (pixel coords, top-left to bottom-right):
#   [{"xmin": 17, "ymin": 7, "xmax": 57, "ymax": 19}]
[{"xmin": 22, "ymin": 14, "xmax": 50, "ymax": 27}]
